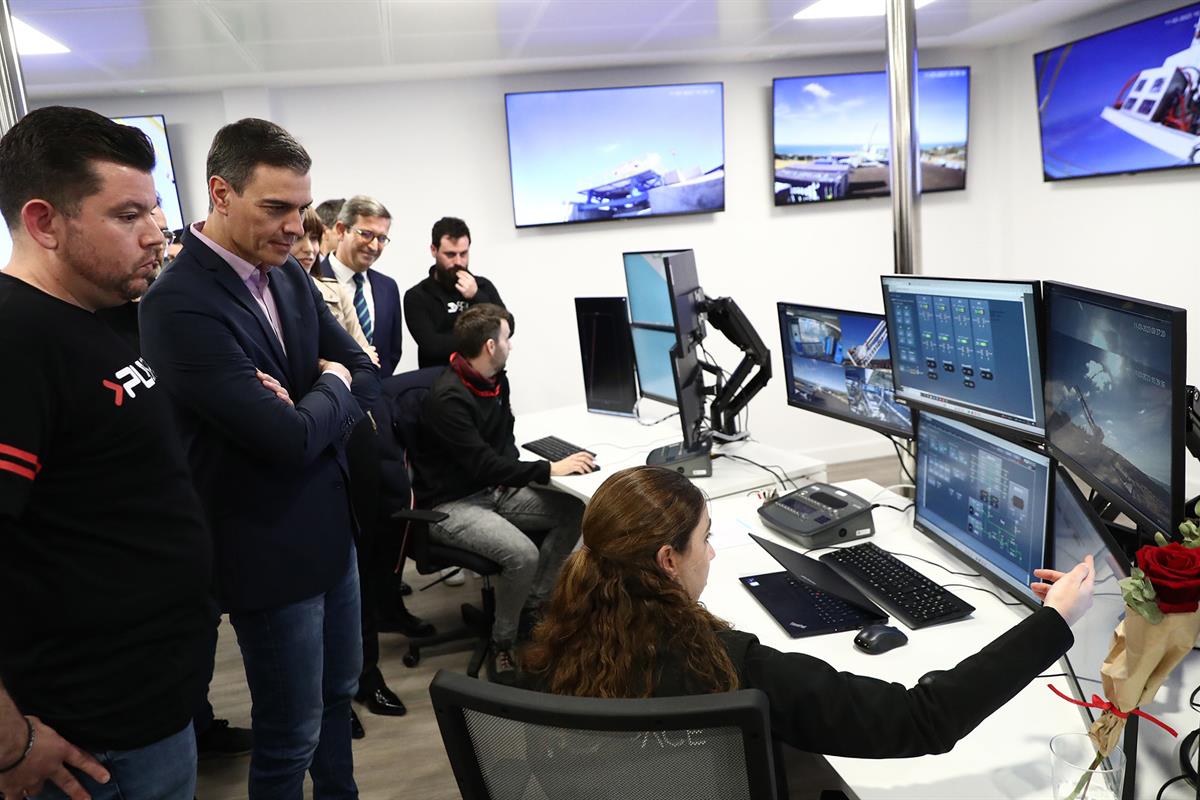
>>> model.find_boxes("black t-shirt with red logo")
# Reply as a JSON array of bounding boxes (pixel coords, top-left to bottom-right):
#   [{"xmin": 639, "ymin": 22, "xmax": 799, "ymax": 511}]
[{"xmin": 0, "ymin": 273, "xmax": 213, "ymax": 752}]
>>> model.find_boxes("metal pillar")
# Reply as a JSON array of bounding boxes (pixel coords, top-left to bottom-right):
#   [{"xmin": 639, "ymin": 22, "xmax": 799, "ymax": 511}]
[
  {"xmin": 885, "ymin": 0, "xmax": 920, "ymax": 276},
  {"xmin": 0, "ymin": 0, "xmax": 27, "ymax": 134}
]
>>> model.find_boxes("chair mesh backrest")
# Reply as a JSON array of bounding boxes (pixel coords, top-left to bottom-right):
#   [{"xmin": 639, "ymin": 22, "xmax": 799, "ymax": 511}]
[{"xmin": 462, "ymin": 707, "xmax": 752, "ymax": 800}]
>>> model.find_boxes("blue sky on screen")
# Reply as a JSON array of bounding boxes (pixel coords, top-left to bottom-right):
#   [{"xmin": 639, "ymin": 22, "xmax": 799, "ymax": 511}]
[
  {"xmin": 774, "ymin": 68, "xmax": 969, "ymax": 148},
  {"xmin": 1034, "ymin": 4, "xmax": 1200, "ymax": 127},
  {"xmin": 506, "ymin": 84, "xmax": 724, "ymax": 223}
]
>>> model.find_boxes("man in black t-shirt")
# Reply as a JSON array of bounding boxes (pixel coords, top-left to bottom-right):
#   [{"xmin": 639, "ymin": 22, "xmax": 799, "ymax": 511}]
[
  {"xmin": 0, "ymin": 107, "xmax": 213, "ymax": 800},
  {"xmin": 403, "ymin": 216, "xmax": 505, "ymax": 368}
]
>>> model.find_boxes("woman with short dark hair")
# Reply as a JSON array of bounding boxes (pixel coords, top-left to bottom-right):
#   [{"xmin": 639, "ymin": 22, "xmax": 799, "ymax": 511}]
[{"xmin": 523, "ymin": 465, "xmax": 1094, "ymax": 757}]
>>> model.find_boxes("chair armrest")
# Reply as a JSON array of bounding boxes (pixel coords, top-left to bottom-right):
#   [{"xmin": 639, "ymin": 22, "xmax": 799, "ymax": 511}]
[{"xmin": 392, "ymin": 508, "xmax": 449, "ymax": 525}]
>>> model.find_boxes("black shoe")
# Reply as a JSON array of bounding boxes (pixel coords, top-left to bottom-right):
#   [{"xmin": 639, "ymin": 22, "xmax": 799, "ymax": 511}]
[
  {"xmin": 399, "ymin": 580, "xmax": 413, "ymax": 596},
  {"xmin": 196, "ymin": 718, "xmax": 253, "ymax": 758},
  {"xmin": 487, "ymin": 646, "xmax": 518, "ymax": 686},
  {"xmin": 350, "ymin": 709, "xmax": 365, "ymax": 740},
  {"xmin": 355, "ymin": 685, "xmax": 407, "ymax": 716},
  {"xmin": 378, "ymin": 609, "xmax": 436, "ymax": 638}
]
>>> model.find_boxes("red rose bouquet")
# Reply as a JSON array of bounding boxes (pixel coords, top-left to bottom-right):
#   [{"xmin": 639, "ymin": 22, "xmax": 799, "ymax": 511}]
[{"xmin": 1054, "ymin": 522, "xmax": 1200, "ymax": 800}]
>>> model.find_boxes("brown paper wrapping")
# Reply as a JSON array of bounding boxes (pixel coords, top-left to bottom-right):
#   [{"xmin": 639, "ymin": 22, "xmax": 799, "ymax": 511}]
[{"xmin": 1086, "ymin": 607, "xmax": 1200, "ymax": 756}]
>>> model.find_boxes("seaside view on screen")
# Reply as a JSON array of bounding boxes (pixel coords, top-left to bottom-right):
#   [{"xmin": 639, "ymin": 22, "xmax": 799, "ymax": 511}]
[
  {"xmin": 505, "ymin": 83, "xmax": 725, "ymax": 227},
  {"xmin": 773, "ymin": 67, "xmax": 969, "ymax": 205}
]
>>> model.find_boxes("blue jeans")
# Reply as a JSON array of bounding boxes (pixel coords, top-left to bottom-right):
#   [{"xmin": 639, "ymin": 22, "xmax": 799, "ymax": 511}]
[
  {"xmin": 230, "ymin": 545, "xmax": 363, "ymax": 800},
  {"xmin": 33, "ymin": 723, "xmax": 195, "ymax": 800}
]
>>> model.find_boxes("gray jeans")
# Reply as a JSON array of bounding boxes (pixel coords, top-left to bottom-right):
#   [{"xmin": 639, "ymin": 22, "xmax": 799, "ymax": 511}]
[{"xmin": 432, "ymin": 485, "xmax": 584, "ymax": 645}]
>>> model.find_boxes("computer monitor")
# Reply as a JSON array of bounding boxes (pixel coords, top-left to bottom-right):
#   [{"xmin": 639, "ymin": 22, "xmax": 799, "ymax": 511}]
[
  {"xmin": 671, "ymin": 343, "xmax": 708, "ymax": 453},
  {"xmin": 1043, "ymin": 281, "xmax": 1186, "ymax": 536},
  {"xmin": 881, "ymin": 276, "xmax": 1046, "ymax": 441},
  {"xmin": 777, "ymin": 303, "xmax": 913, "ymax": 438},
  {"xmin": 666, "ymin": 250, "xmax": 705, "ymax": 352},
  {"xmin": 110, "ymin": 114, "xmax": 186, "ymax": 231},
  {"xmin": 624, "ymin": 249, "xmax": 697, "ymax": 407},
  {"xmin": 575, "ymin": 297, "xmax": 638, "ymax": 417},
  {"xmin": 623, "ymin": 250, "xmax": 678, "ymax": 327},
  {"xmin": 915, "ymin": 412, "xmax": 1052, "ymax": 607},
  {"xmin": 1052, "ymin": 466, "xmax": 1132, "ymax": 731}
]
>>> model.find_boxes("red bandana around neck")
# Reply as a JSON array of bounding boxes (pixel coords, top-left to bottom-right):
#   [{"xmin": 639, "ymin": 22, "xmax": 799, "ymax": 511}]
[{"xmin": 449, "ymin": 352, "xmax": 501, "ymax": 398}]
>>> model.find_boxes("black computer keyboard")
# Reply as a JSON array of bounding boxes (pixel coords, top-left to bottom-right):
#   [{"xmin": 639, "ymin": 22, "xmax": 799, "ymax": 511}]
[
  {"xmin": 819, "ymin": 542, "xmax": 975, "ymax": 629},
  {"xmin": 522, "ymin": 436, "xmax": 597, "ymax": 464}
]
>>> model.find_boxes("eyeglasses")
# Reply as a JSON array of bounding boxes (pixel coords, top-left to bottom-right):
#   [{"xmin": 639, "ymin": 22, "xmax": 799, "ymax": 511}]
[{"xmin": 351, "ymin": 228, "xmax": 391, "ymax": 246}]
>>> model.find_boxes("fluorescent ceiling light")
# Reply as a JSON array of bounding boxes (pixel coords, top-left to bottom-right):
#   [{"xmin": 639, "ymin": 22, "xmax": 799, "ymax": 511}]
[
  {"xmin": 13, "ymin": 18, "xmax": 69, "ymax": 55},
  {"xmin": 795, "ymin": 0, "xmax": 938, "ymax": 20}
]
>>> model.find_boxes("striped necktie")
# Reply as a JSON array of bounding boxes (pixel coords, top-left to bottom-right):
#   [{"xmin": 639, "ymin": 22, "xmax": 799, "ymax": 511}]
[{"xmin": 353, "ymin": 272, "xmax": 374, "ymax": 343}]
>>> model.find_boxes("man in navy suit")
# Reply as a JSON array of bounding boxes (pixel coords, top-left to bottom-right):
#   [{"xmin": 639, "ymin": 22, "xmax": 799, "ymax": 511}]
[
  {"xmin": 140, "ymin": 118, "xmax": 378, "ymax": 799},
  {"xmin": 319, "ymin": 195, "xmax": 403, "ymax": 376}
]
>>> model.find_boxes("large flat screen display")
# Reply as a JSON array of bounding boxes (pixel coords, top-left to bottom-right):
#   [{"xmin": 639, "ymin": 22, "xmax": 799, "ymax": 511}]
[
  {"xmin": 111, "ymin": 114, "xmax": 186, "ymax": 231},
  {"xmin": 772, "ymin": 67, "xmax": 969, "ymax": 205},
  {"xmin": 1033, "ymin": 3, "xmax": 1200, "ymax": 180},
  {"xmin": 505, "ymin": 83, "xmax": 725, "ymax": 227}
]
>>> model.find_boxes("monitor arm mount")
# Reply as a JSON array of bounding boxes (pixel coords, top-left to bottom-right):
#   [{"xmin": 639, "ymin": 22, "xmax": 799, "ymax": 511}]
[{"xmin": 695, "ymin": 295, "xmax": 772, "ymax": 440}]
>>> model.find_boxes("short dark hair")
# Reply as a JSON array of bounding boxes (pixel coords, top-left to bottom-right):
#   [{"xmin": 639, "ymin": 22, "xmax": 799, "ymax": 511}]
[
  {"xmin": 315, "ymin": 198, "xmax": 344, "ymax": 227},
  {"xmin": 454, "ymin": 303, "xmax": 514, "ymax": 358},
  {"xmin": 432, "ymin": 216, "xmax": 471, "ymax": 248},
  {"xmin": 0, "ymin": 106, "xmax": 156, "ymax": 229},
  {"xmin": 301, "ymin": 207, "xmax": 324, "ymax": 242},
  {"xmin": 206, "ymin": 118, "xmax": 311, "ymax": 195}
]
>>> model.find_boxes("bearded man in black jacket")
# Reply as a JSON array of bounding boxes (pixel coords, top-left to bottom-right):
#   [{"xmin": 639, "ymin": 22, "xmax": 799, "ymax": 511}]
[{"xmin": 412, "ymin": 304, "xmax": 594, "ymax": 684}]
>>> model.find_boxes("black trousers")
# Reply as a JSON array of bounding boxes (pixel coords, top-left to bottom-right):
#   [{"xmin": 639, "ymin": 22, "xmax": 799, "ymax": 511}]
[{"xmin": 345, "ymin": 414, "xmax": 406, "ymax": 692}]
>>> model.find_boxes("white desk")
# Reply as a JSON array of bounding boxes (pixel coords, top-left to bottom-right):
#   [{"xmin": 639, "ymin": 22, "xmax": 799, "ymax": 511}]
[
  {"xmin": 515, "ymin": 403, "xmax": 827, "ymax": 502},
  {"xmin": 700, "ymin": 479, "xmax": 1165, "ymax": 800}
]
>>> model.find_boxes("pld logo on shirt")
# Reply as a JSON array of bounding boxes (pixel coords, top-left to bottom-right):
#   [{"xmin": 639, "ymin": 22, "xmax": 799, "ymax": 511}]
[
  {"xmin": 446, "ymin": 300, "xmax": 469, "ymax": 314},
  {"xmin": 101, "ymin": 358, "xmax": 156, "ymax": 407}
]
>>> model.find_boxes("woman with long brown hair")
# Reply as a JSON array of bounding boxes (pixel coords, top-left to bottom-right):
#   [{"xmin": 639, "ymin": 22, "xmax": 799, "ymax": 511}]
[{"xmin": 523, "ymin": 465, "xmax": 1094, "ymax": 757}]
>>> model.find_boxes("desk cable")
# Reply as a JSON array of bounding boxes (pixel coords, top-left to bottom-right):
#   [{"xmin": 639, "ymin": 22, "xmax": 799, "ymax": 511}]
[
  {"xmin": 719, "ymin": 453, "xmax": 795, "ymax": 493},
  {"xmin": 884, "ymin": 433, "xmax": 916, "ymax": 485},
  {"xmin": 940, "ymin": 583, "xmax": 1024, "ymax": 607}
]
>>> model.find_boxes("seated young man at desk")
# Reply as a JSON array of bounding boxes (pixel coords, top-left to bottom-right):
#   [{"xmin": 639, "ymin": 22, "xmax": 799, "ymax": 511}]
[
  {"xmin": 522, "ymin": 466, "xmax": 1095, "ymax": 757},
  {"xmin": 414, "ymin": 303, "xmax": 595, "ymax": 684}
]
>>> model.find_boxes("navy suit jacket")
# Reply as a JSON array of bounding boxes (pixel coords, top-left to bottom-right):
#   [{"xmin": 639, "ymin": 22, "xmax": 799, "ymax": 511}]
[
  {"xmin": 140, "ymin": 229, "xmax": 381, "ymax": 612},
  {"xmin": 319, "ymin": 255, "xmax": 403, "ymax": 376}
]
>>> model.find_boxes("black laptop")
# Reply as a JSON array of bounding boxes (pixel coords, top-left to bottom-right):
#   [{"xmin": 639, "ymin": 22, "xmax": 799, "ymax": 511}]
[{"xmin": 740, "ymin": 534, "xmax": 887, "ymax": 638}]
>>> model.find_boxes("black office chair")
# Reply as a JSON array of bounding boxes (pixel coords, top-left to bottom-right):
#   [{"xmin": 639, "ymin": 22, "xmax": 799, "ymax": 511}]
[
  {"xmin": 379, "ymin": 368, "xmax": 501, "ymax": 677},
  {"xmin": 429, "ymin": 668, "xmax": 779, "ymax": 800}
]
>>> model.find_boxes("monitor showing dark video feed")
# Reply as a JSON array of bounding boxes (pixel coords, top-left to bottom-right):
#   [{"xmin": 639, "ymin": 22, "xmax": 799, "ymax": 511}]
[
  {"xmin": 916, "ymin": 412, "xmax": 1051, "ymax": 607},
  {"xmin": 881, "ymin": 276, "xmax": 1045, "ymax": 440},
  {"xmin": 505, "ymin": 83, "xmax": 725, "ymax": 227},
  {"xmin": 772, "ymin": 67, "xmax": 969, "ymax": 205},
  {"xmin": 1034, "ymin": 3, "xmax": 1200, "ymax": 180},
  {"xmin": 777, "ymin": 303, "xmax": 912, "ymax": 438},
  {"xmin": 1043, "ymin": 282, "xmax": 1186, "ymax": 535}
]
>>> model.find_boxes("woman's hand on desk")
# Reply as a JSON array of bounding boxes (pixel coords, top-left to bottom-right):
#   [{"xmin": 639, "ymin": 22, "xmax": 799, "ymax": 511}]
[{"xmin": 1032, "ymin": 554, "xmax": 1095, "ymax": 627}]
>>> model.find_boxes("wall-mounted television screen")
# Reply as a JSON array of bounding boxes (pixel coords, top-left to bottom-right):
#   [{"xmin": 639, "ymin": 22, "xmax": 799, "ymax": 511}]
[
  {"xmin": 772, "ymin": 67, "xmax": 969, "ymax": 205},
  {"xmin": 505, "ymin": 83, "xmax": 725, "ymax": 228},
  {"xmin": 111, "ymin": 114, "xmax": 186, "ymax": 230},
  {"xmin": 1033, "ymin": 3, "xmax": 1200, "ymax": 181}
]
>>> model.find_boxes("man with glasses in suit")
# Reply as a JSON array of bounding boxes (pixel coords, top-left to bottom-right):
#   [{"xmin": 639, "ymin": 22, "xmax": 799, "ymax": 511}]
[{"xmin": 318, "ymin": 195, "xmax": 403, "ymax": 376}]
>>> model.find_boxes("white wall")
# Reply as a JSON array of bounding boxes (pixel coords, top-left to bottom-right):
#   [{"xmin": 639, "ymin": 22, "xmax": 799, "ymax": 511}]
[{"xmin": 39, "ymin": 0, "xmax": 1199, "ymax": 490}]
